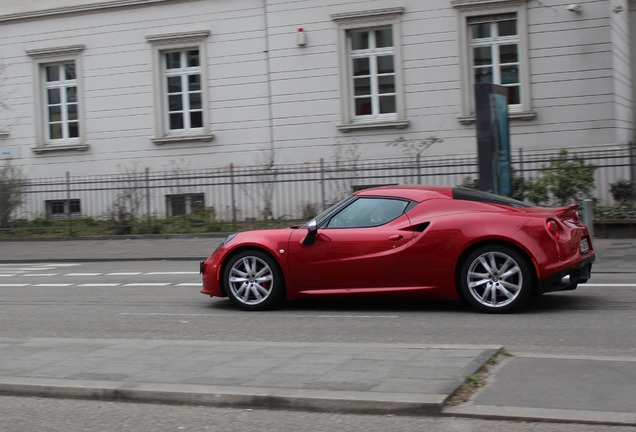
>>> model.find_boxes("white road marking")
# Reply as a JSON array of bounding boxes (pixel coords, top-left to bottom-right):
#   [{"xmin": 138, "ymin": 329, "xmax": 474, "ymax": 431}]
[
  {"xmin": 0, "ymin": 274, "xmax": 17, "ymax": 277},
  {"xmin": 0, "ymin": 284, "xmax": 29, "ymax": 287},
  {"xmin": 66, "ymin": 273, "xmax": 103, "ymax": 276},
  {"xmin": 145, "ymin": 271, "xmax": 199, "ymax": 275},
  {"xmin": 78, "ymin": 283, "xmax": 122, "ymax": 287},
  {"xmin": 21, "ymin": 273, "xmax": 59, "ymax": 277},
  {"xmin": 33, "ymin": 283, "xmax": 73, "ymax": 287},
  {"xmin": 585, "ymin": 283, "xmax": 636, "ymax": 287},
  {"xmin": 124, "ymin": 283, "xmax": 171, "ymax": 286},
  {"xmin": 118, "ymin": 312, "xmax": 401, "ymax": 319},
  {"xmin": 119, "ymin": 313, "xmax": 211, "ymax": 317},
  {"xmin": 14, "ymin": 267, "xmax": 55, "ymax": 271},
  {"xmin": 177, "ymin": 283, "xmax": 201, "ymax": 286},
  {"xmin": 106, "ymin": 272, "xmax": 142, "ymax": 276}
]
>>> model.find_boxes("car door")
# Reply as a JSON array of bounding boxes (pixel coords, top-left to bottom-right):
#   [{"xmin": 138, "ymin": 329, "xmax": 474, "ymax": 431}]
[{"xmin": 287, "ymin": 197, "xmax": 414, "ymax": 291}]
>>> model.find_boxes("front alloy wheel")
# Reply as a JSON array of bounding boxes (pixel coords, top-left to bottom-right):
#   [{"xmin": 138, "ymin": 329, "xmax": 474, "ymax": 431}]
[
  {"xmin": 459, "ymin": 245, "xmax": 532, "ymax": 313},
  {"xmin": 223, "ymin": 250, "xmax": 284, "ymax": 311}
]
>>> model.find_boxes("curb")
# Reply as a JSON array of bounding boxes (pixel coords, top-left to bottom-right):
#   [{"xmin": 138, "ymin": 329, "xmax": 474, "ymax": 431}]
[
  {"xmin": 443, "ymin": 404, "xmax": 636, "ymax": 427},
  {"xmin": 0, "ymin": 377, "xmax": 445, "ymax": 415}
]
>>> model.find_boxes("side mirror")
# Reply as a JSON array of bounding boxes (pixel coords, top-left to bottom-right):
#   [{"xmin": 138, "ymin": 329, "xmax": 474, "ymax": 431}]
[{"xmin": 302, "ymin": 219, "xmax": 318, "ymax": 246}]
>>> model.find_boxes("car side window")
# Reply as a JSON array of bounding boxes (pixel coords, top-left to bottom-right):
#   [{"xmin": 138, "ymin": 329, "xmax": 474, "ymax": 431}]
[{"xmin": 326, "ymin": 197, "xmax": 409, "ymax": 228}]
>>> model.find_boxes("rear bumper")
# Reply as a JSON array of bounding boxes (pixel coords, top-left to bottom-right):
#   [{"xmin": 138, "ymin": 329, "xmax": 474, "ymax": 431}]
[{"xmin": 536, "ymin": 254, "xmax": 595, "ymax": 294}]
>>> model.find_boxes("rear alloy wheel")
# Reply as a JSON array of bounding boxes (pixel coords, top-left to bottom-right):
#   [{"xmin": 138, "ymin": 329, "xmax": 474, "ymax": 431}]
[
  {"xmin": 223, "ymin": 250, "xmax": 284, "ymax": 311},
  {"xmin": 459, "ymin": 245, "xmax": 532, "ymax": 313}
]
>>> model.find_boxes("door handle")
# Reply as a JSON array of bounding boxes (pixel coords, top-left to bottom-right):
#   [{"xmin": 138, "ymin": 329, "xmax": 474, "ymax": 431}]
[{"xmin": 388, "ymin": 234, "xmax": 403, "ymax": 241}]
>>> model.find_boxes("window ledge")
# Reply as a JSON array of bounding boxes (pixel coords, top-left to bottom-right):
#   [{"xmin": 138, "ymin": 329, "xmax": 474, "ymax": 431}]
[
  {"xmin": 457, "ymin": 110, "xmax": 537, "ymax": 125},
  {"xmin": 152, "ymin": 134, "xmax": 215, "ymax": 145},
  {"xmin": 32, "ymin": 144, "xmax": 89, "ymax": 154},
  {"xmin": 337, "ymin": 120, "xmax": 410, "ymax": 132}
]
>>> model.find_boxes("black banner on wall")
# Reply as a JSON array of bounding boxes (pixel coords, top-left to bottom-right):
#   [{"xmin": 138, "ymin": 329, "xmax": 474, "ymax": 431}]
[{"xmin": 475, "ymin": 83, "xmax": 511, "ymax": 196}]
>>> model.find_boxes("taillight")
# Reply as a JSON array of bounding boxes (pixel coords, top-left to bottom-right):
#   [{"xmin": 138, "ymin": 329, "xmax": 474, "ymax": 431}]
[{"xmin": 547, "ymin": 219, "xmax": 561, "ymax": 239}]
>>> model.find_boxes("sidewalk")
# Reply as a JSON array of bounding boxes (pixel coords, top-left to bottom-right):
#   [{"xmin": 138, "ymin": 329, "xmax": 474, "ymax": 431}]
[
  {"xmin": 0, "ymin": 338, "xmax": 498, "ymax": 416},
  {"xmin": 1, "ymin": 236, "xmax": 635, "ymax": 425}
]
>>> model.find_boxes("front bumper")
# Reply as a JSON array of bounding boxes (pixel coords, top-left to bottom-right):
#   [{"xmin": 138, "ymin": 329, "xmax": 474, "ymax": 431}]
[
  {"xmin": 200, "ymin": 257, "xmax": 224, "ymax": 297},
  {"xmin": 536, "ymin": 254, "xmax": 595, "ymax": 294}
]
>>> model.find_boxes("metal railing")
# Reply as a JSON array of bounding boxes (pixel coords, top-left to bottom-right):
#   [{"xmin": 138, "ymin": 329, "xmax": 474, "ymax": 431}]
[{"xmin": 2, "ymin": 143, "xmax": 634, "ymax": 235}]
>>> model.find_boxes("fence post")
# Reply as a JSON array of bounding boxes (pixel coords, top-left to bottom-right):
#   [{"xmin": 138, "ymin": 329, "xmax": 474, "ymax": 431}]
[
  {"xmin": 416, "ymin": 153, "xmax": 421, "ymax": 185},
  {"xmin": 230, "ymin": 163, "xmax": 237, "ymax": 231},
  {"xmin": 583, "ymin": 198, "xmax": 594, "ymax": 238},
  {"xmin": 145, "ymin": 167, "xmax": 151, "ymax": 229},
  {"xmin": 630, "ymin": 142, "xmax": 636, "ymax": 200},
  {"xmin": 518, "ymin": 148, "xmax": 524, "ymax": 200},
  {"xmin": 65, "ymin": 171, "xmax": 72, "ymax": 237},
  {"xmin": 320, "ymin": 158, "xmax": 326, "ymax": 211}
]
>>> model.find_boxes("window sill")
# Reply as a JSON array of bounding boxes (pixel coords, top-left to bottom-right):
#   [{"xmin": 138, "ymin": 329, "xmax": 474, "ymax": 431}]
[
  {"xmin": 152, "ymin": 134, "xmax": 215, "ymax": 145},
  {"xmin": 337, "ymin": 120, "xmax": 410, "ymax": 132},
  {"xmin": 457, "ymin": 110, "xmax": 537, "ymax": 125},
  {"xmin": 32, "ymin": 144, "xmax": 89, "ymax": 154}
]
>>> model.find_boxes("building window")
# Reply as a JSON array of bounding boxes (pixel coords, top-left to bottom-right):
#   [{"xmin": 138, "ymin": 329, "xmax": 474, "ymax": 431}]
[
  {"xmin": 452, "ymin": 0, "xmax": 535, "ymax": 124},
  {"xmin": 166, "ymin": 193, "xmax": 204, "ymax": 217},
  {"xmin": 469, "ymin": 14, "xmax": 520, "ymax": 108},
  {"xmin": 147, "ymin": 31, "xmax": 214, "ymax": 144},
  {"xmin": 164, "ymin": 49, "xmax": 203, "ymax": 131},
  {"xmin": 349, "ymin": 27, "xmax": 396, "ymax": 119},
  {"xmin": 332, "ymin": 8, "xmax": 408, "ymax": 131},
  {"xmin": 45, "ymin": 199, "xmax": 81, "ymax": 219},
  {"xmin": 26, "ymin": 45, "xmax": 88, "ymax": 153},
  {"xmin": 44, "ymin": 62, "xmax": 80, "ymax": 141}
]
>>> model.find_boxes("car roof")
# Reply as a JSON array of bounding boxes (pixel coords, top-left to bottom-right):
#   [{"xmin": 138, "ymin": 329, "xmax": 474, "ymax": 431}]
[{"xmin": 354, "ymin": 185, "xmax": 454, "ymax": 202}]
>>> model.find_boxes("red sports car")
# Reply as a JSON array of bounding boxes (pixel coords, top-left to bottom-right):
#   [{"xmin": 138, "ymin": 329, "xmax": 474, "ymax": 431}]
[{"xmin": 200, "ymin": 186, "xmax": 595, "ymax": 313}]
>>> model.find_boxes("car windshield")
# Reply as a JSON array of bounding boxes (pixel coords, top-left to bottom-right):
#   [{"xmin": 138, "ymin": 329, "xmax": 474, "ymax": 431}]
[{"xmin": 300, "ymin": 196, "xmax": 355, "ymax": 228}]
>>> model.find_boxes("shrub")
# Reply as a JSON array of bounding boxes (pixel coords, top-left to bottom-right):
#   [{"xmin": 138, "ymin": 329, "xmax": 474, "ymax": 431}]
[
  {"xmin": 610, "ymin": 179, "xmax": 633, "ymax": 203},
  {"xmin": 0, "ymin": 160, "xmax": 28, "ymax": 228}
]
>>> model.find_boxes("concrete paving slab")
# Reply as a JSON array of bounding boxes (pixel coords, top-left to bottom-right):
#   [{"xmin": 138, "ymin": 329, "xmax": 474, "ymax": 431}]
[
  {"xmin": 0, "ymin": 338, "xmax": 500, "ymax": 416},
  {"xmin": 444, "ymin": 352, "xmax": 636, "ymax": 426}
]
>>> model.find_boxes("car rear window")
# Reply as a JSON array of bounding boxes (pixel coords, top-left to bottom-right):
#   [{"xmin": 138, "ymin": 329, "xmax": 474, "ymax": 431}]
[{"xmin": 452, "ymin": 187, "xmax": 531, "ymax": 208}]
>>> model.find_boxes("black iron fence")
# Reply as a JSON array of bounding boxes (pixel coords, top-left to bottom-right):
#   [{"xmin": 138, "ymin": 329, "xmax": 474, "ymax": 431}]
[{"xmin": 2, "ymin": 143, "xmax": 634, "ymax": 236}]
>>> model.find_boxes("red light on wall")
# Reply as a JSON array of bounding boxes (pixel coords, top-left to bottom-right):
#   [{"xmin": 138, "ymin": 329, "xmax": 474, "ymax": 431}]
[{"xmin": 297, "ymin": 27, "xmax": 307, "ymax": 46}]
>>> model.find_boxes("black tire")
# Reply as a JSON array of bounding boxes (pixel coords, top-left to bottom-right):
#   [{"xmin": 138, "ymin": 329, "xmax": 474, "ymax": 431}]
[
  {"xmin": 459, "ymin": 245, "xmax": 533, "ymax": 313},
  {"xmin": 222, "ymin": 249, "xmax": 284, "ymax": 311}
]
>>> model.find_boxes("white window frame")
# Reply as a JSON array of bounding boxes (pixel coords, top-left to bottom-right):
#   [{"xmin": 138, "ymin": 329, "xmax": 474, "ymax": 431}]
[
  {"xmin": 45, "ymin": 198, "xmax": 81, "ymax": 220},
  {"xmin": 146, "ymin": 31, "xmax": 214, "ymax": 144},
  {"xmin": 332, "ymin": 8, "xmax": 409, "ymax": 132},
  {"xmin": 163, "ymin": 49, "xmax": 204, "ymax": 132},
  {"xmin": 26, "ymin": 45, "xmax": 88, "ymax": 154},
  {"xmin": 166, "ymin": 193, "xmax": 205, "ymax": 217},
  {"xmin": 452, "ymin": 0, "xmax": 535, "ymax": 124}
]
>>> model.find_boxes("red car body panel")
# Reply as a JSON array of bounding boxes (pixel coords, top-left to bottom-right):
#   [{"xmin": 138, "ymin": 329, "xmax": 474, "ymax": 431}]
[{"xmin": 200, "ymin": 186, "xmax": 595, "ymax": 305}]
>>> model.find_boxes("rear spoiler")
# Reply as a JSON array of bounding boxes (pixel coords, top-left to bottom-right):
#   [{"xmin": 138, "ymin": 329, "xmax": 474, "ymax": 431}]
[{"xmin": 556, "ymin": 204, "xmax": 579, "ymax": 220}]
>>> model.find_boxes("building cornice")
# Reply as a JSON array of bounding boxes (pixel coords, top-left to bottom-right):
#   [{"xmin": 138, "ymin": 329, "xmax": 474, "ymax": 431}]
[
  {"xmin": 0, "ymin": 0, "xmax": 173, "ymax": 23},
  {"xmin": 331, "ymin": 7, "xmax": 405, "ymax": 22},
  {"xmin": 450, "ymin": 0, "xmax": 527, "ymax": 9}
]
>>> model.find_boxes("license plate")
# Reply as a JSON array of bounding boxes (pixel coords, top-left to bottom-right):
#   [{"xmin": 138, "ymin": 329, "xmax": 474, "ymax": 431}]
[{"xmin": 580, "ymin": 238, "xmax": 589, "ymax": 254}]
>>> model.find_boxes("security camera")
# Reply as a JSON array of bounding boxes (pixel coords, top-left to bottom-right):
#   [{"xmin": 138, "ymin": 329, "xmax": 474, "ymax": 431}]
[{"xmin": 566, "ymin": 4, "xmax": 581, "ymax": 12}]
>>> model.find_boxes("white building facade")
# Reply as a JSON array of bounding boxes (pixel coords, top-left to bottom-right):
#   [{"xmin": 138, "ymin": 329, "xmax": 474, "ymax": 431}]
[{"xmin": 0, "ymin": 0, "xmax": 634, "ymax": 219}]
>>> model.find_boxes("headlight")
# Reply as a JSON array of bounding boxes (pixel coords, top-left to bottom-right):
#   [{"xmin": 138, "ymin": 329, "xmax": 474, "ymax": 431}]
[{"xmin": 212, "ymin": 233, "xmax": 237, "ymax": 254}]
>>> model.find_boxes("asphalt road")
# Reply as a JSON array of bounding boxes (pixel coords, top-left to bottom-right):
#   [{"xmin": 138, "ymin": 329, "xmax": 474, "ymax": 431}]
[
  {"xmin": 2, "ymin": 395, "xmax": 634, "ymax": 432},
  {"xmin": 2, "ymin": 259, "xmax": 636, "ymax": 430},
  {"xmin": 1, "ymin": 260, "xmax": 635, "ymax": 357}
]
